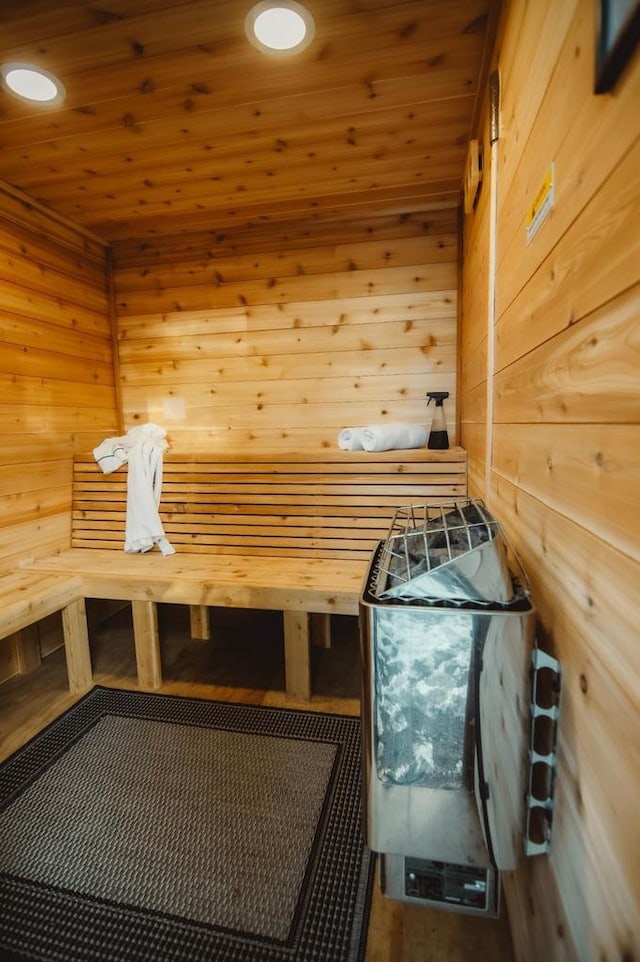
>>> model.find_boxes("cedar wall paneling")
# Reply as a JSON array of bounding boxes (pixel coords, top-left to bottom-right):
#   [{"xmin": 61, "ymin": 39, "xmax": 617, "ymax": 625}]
[
  {"xmin": 0, "ymin": 187, "xmax": 118, "ymax": 680},
  {"xmin": 111, "ymin": 209, "xmax": 458, "ymax": 455},
  {"xmin": 460, "ymin": 2, "xmax": 640, "ymax": 961}
]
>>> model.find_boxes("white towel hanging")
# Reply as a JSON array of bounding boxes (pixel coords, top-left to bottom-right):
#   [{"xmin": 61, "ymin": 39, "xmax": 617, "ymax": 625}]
[{"xmin": 93, "ymin": 423, "xmax": 175, "ymax": 555}]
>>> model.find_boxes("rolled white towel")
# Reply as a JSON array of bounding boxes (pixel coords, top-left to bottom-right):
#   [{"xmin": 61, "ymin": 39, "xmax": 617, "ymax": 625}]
[
  {"xmin": 338, "ymin": 427, "xmax": 367, "ymax": 451},
  {"xmin": 361, "ymin": 423, "xmax": 428, "ymax": 452}
]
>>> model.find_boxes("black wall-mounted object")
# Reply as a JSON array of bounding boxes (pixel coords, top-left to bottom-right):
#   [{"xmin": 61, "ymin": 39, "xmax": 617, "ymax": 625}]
[{"xmin": 595, "ymin": 0, "xmax": 640, "ymax": 93}]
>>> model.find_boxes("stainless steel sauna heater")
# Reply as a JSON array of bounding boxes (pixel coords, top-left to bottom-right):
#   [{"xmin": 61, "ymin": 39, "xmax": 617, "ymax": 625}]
[{"xmin": 360, "ymin": 500, "xmax": 536, "ymax": 917}]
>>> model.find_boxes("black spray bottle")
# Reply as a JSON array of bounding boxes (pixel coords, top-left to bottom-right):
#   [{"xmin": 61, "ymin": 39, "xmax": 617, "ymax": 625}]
[{"xmin": 426, "ymin": 391, "xmax": 449, "ymax": 449}]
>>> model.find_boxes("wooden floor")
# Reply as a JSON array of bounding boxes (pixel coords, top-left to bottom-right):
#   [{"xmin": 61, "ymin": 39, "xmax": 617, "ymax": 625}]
[{"xmin": 0, "ymin": 604, "xmax": 516, "ymax": 962}]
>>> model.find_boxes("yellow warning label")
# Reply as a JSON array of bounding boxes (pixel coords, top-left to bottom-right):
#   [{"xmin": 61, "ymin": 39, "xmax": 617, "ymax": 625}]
[{"xmin": 526, "ymin": 164, "xmax": 554, "ymax": 244}]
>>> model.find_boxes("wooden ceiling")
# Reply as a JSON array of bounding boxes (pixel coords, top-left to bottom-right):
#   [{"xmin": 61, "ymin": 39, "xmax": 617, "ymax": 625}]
[{"xmin": 0, "ymin": 0, "xmax": 492, "ymax": 242}]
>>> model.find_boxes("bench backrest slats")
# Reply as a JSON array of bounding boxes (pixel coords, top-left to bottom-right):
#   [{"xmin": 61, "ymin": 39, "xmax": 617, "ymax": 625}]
[{"xmin": 72, "ymin": 450, "xmax": 468, "ymax": 561}]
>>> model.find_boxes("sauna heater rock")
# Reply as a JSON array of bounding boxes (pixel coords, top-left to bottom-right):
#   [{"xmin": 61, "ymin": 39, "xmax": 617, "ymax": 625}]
[{"xmin": 359, "ymin": 500, "xmax": 535, "ymax": 917}]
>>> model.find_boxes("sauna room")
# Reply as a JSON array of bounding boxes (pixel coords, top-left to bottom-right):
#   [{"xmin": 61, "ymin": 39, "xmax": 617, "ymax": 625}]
[{"xmin": 0, "ymin": 1, "xmax": 638, "ymax": 961}]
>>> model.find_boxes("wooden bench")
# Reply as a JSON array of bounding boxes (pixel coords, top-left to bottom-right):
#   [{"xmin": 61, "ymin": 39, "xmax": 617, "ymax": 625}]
[
  {"xmin": 25, "ymin": 449, "xmax": 467, "ymax": 700},
  {"xmin": 0, "ymin": 569, "xmax": 92, "ymax": 693}
]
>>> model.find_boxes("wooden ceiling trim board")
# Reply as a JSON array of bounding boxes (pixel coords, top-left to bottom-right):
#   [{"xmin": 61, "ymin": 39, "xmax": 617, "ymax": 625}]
[
  {"xmin": 0, "ymin": 223, "xmax": 106, "ymax": 285},
  {"xmin": 0, "ymin": 230, "xmax": 107, "ymax": 300},
  {"xmin": 0, "ymin": 181, "xmax": 106, "ymax": 253}
]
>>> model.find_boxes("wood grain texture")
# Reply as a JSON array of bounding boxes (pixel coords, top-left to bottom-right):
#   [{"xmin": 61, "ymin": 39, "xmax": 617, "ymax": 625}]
[
  {"xmin": 60, "ymin": 597, "xmax": 93, "ymax": 693},
  {"xmin": 131, "ymin": 599, "xmax": 162, "ymax": 689},
  {"xmin": 113, "ymin": 210, "xmax": 459, "ymax": 454},
  {"xmin": 0, "ymin": 571, "xmax": 83, "ymax": 642},
  {"xmin": 27, "ymin": 548, "xmax": 366, "ymax": 616},
  {"xmin": 0, "ymin": 0, "xmax": 491, "ymax": 242},
  {"xmin": 460, "ymin": 1, "xmax": 640, "ymax": 960},
  {"xmin": 0, "ymin": 611, "xmax": 515, "ymax": 962},
  {"xmin": 0, "ymin": 196, "xmax": 117, "ymax": 561},
  {"xmin": 0, "ymin": 190, "xmax": 118, "ymax": 682},
  {"xmin": 71, "ymin": 449, "xmax": 467, "ymax": 559},
  {"xmin": 38, "ymin": 447, "xmax": 465, "ymax": 699}
]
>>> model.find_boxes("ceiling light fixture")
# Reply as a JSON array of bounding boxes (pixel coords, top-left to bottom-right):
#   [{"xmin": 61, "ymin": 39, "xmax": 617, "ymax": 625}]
[
  {"xmin": 245, "ymin": 1, "xmax": 315, "ymax": 55},
  {"xmin": 1, "ymin": 62, "xmax": 65, "ymax": 104}
]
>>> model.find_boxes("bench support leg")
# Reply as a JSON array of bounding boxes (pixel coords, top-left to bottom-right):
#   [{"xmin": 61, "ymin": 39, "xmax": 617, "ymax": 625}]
[
  {"xmin": 310, "ymin": 612, "xmax": 332, "ymax": 649},
  {"xmin": 283, "ymin": 610, "xmax": 311, "ymax": 701},
  {"xmin": 189, "ymin": 605, "xmax": 210, "ymax": 640},
  {"xmin": 62, "ymin": 599, "xmax": 93, "ymax": 694},
  {"xmin": 132, "ymin": 600, "xmax": 162, "ymax": 690},
  {"xmin": 13, "ymin": 624, "xmax": 42, "ymax": 675}
]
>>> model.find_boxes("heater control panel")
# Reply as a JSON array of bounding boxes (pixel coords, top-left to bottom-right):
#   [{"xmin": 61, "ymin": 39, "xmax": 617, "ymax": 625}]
[
  {"xmin": 405, "ymin": 857, "xmax": 491, "ymax": 909},
  {"xmin": 380, "ymin": 853, "xmax": 500, "ymax": 918}
]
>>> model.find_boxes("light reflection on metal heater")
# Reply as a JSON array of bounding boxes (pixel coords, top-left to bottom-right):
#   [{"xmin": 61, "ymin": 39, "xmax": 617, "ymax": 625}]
[{"xmin": 359, "ymin": 500, "xmax": 536, "ymax": 917}]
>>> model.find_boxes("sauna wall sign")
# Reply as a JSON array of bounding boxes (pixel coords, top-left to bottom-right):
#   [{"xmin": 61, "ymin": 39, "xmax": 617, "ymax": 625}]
[{"xmin": 526, "ymin": 164, "xmax": 554, "ymax": 246}]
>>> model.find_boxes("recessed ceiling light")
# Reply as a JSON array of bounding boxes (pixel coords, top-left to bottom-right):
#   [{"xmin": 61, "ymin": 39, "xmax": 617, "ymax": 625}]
[
  {"xmin": 245, "ymin": 1, "xmax": 315, "ymax": 55},
  {"xmin": 1, "ymin": 62, "xmax": 65, "ymax": 104}
]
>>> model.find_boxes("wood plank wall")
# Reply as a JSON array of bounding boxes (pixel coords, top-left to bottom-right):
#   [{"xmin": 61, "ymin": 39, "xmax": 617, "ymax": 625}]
[
  {"xmin": 460, "ymin": 2, "xmax": 640, "ymax": 960},
  {"xmin": 111, "ymin": 209, "xmax": 458, "ymax": 454},
  {"xmin": 0, "ymin": 185, "xmax": 118, "ymax": 680}
]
